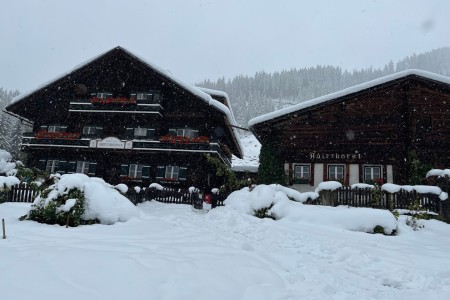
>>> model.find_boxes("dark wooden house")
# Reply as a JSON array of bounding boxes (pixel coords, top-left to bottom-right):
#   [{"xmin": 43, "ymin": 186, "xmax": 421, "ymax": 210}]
[
  {"xmin": 249, "ymin": 70, "xmax": 450, "ymax": 191},
  {"xmin": 6, "ymin": 46, "xmax": 243, "ymax": 189}
]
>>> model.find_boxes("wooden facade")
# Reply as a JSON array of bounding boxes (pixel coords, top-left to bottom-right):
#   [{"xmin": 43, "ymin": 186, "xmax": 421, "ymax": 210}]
[
  {"xmin": 6, "ymin": 47, "xmax": 242, "ymax": 189},
  {"xmin": 249, "ymin": 70, "xmax": 450, "ymax": 191}
]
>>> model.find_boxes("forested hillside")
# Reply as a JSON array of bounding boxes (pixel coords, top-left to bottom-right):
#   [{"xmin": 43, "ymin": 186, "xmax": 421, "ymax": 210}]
[
  {"xmin": 198, "ymin": 47, "xmax": 450, "ymax": 126},
  {"xmin": 0, "ymin": 88, "xmax": 25, "ymax": 157}
]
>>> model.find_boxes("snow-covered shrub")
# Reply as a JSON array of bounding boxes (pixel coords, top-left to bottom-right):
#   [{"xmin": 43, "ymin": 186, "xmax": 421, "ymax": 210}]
[
  {"xmin": 21, "ymin": 174, "xmax": 139, "ymax": 226},
  {"xmin": 0, "ymin": 149, "xmax": 16, "ymax": 175}
]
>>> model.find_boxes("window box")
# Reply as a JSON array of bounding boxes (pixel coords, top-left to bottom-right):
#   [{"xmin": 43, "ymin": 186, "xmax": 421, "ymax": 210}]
[
  {"xmin": 35, "ymin": 131, "xmax": 81, "ymax": 140},
  {"xmin": 90, "ymin": 96, "xmax": 137, "ymax": 105}
]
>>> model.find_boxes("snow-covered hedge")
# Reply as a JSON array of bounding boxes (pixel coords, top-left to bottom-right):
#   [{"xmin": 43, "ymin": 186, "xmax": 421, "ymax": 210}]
[
  {"xmin": 224, "ymin": 184, "xmax": 397, "ymax": 234},
  {"xmin": 22, "ymin": 174, "xmax": 138, "ymax": 226}
]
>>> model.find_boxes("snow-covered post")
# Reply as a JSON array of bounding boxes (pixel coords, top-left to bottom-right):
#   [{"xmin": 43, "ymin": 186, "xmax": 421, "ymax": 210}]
[{"xmin": 315, "ymin": 181, "xmax": 343, "ymax": 206}]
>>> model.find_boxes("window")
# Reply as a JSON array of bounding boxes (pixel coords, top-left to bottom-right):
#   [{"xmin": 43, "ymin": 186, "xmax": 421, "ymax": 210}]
[
  {"xmin": 134, "ymin": 127, "xmax": 147, "ymax": 137},
  {"xmin": 176, "ymin": 129, "xmax": 199, "ymax": 138},
  {"xmin": 46, "ymin": 160, "xmax": 59, "ymax": 173},
  {"xmin": 137, "ymin": 93, "xmax": 147, "ymax": 101},
  {"xmin": 364, "ymin": 166, "xmax": 382, "ymax": 182},
  {"xmin": 294, "ymin": 165, "xmax": 310, "ymax": 183},
  {"xmin": 47, "ymin": 125, "xmax": 63, "ymax": 133},
  {"xmin": 328, "ymin": 165, "xmax": 344, "ymax": 181},
  {"xmin": 97, "ymin": 93, "xmax": 109, "ymax": 99},
  {"xmin": 165, "ymin": 166, "xmax": 179, "ymax": 180},
  {"xmin": 76, "ymin": 161, "xmax": 90, "ymax": 175},
  {"xmin": 83, "ymin": 126, "xmax": 97, "ymax": 135},
  {"xmin": 129, "ymin": 164, "xmax": 143, "ymax": 178}
]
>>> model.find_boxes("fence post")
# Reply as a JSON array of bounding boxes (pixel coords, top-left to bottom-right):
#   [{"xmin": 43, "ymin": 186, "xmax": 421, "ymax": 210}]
[{"xmin": 2, "ymin": 219, "xmax": 5, "ymax": 239}]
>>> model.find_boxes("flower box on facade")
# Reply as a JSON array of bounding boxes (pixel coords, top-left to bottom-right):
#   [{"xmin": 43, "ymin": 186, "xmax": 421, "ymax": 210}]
[
  {"xmin": 159, "ymin": 135, "xmax": 209, "ymax": 145},
  {"xmin": 35, "ymin": 131, "xmax": 81, "ymax": 140},
  {"xmin": 90, "ymin": 97, "xmax": 137, "ymax": 105}
]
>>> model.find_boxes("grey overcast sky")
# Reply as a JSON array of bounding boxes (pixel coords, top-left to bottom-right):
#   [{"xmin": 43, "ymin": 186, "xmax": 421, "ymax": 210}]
[{"xmin": 1, "ymin": 0, "xmax": 449, "ymax": 92}]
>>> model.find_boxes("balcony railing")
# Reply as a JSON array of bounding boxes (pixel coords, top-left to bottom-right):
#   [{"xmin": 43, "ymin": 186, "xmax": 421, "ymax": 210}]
[
  {"xmin": 21, "ymin": 133, "xmax": 231, "ymax": 166},
  {"xmin": 69, "ymin": 98, "xmax": 163, "ymax": 115}
]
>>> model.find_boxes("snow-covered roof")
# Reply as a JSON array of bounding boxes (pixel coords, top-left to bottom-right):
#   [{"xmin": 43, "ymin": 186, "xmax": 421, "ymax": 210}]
[
  {"xmin": 8, "ymin": 46, "xmax": 243, "ymax": 157},
  {"xmin": 249, "ymin": 69, "xmax": 450, "ymax": 127}
]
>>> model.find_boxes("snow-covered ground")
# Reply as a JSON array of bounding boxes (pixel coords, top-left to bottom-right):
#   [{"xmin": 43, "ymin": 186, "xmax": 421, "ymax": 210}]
[{"xmin": 2, "ymin": 198, "xmax": 450, "ymax": 299}]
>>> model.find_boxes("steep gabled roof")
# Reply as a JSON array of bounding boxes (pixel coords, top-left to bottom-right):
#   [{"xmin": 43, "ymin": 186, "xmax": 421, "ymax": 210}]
[
  {"xmin": 6, "ymin": 46, "xmax": 243, "ymax": 158},
  {"xmin": 249, "ymin": 69, "xmax": 450, "ymax": 128}
]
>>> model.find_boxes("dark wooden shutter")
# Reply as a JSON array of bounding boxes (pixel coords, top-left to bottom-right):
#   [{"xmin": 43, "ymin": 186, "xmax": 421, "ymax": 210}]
[
  {"xmin": 37, "ymin": 159, "xmax": 47, "ymax": 171},
  {"xmin": 60, "ymin": 126, "xmax": 68, "ymax": 133},
  {"xmin": 168, "ymin": 129, "xmax": 177, "ymax": 136},
  {"xmin": 142, "ymin": 166, "xmax": 151, "ymax": 179},
  {"xmin": 120, "ymin": 164, "xmax": 129, "ymax": 177},
  {"xmin": 57, "ymin": 161, "xmax": 67, "ymax": 174},
  {"xmin": 179, "ymin": 167, "xmax": 188, "ymax": 181},
  {"xmin": 39, "ymin": 125, "xmax": 47, "ymax": 131},
  {"xmin": 91, "ymin": 93, "xmax": 96, "ymax": 97},
  {"xmin": 107, "ymin": 93, "xmax": 113, "ymax": 98},
  {"xmin": 153, "ymin": 92, "xmax": 160, "ymax": 103},
  {"xmin": 88, "ymin": 162, "xmax": 97, "ymax": 176},
  {"xmin": 147, "ymin": 129, "xmax": 155, "ymax": 139},
  {"xmin": 67, "ymin": 161, "xmax": 77, "ymax": 174},
  {"xmin": 126, "ymin": 128, "xmax": 134, "ymax": 139},
  {"xmin": 156, "ymin": 166, "xmax": 165, "ymax": 179},
  {"xmin": 95, "ymin": 127, "xmax": 103, "ymax": 138}
]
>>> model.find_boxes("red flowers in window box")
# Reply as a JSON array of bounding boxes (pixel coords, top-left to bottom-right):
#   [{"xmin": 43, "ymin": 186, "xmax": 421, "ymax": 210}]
[
  {"xmin": 159, "ymin": 135, "xmax": 209, "ymax": 144},
  {"xmin": 91, "ymin": 97, "xmax": 137, "ymax": 105},
  {"xmin": 35, "ymin": 131, "xmax": 81, "ymax": 140},
  {"xmin": 120, "ymin": 176, "xmax": 142, "ymax": 183}
]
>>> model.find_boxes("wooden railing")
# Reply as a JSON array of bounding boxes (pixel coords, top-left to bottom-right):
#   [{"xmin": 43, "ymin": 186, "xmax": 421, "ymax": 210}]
[
  {"xmin": 314, "ymin": 187, "xmax": 441, "ymax": 214},
  {"xmin": 0, "ymin": 184, "xmax": 38, "ymax": 203}
]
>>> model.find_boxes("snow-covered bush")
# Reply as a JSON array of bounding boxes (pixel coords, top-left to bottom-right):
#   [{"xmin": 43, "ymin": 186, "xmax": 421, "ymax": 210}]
[
  {"xmin": 224, "ymin": 184, "xmax": 397, "ymax": 234},
  {"xmin": 0, "ymin": 149, "xmax": 16, "ymax": 175},
  {"xmin": 21, "ymin": 174, "xmax": 139, "ymax": 226}
]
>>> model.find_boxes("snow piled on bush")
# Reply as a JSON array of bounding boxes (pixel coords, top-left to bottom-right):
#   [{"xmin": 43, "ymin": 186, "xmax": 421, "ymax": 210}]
[
  {"xmin": 225, "ymin": 184, "xmax": 397, "ymax": 234},
  {"xmin": 0, "ymin": 176, "xmax": 20, "ymax": 189},
  {"xmin": 38, "ymin": 174, "xmax": 138, "ymax": 224},
  {"xmin": 0, "ymin": 149, "xmax": 16, "ymax": 175}
]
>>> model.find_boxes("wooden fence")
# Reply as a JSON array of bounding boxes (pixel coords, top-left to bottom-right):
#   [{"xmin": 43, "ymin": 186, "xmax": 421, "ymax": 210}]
[
  {"xmin": 125, "ymin": 187, "xmax": 226, "ymax": 208},
  {"xmin": 0, "ymin": 184, "xmax": 38, "ymax": 203},
  {"xmin": 313, "ymin": 187, "xmax": 441, "ymax": 214},
  {"xmin": 1, "ymin": 183, "xmax": 225, "ymax": 209}
]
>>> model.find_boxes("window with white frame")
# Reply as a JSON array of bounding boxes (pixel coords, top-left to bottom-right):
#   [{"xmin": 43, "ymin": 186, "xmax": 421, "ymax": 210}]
[
  {"xmin": 294, "ymin": 165, "xmax": 310, "ymax": 183},
  {"xmin": 176, "ymin": 129, "xmax": 199, "ymax": 138},
  {"xmin": 134, "ymin": 127, "xmax": 147, "ymax": 137},
  {"xmin": 165, "ymin": 166, "xmax": 179, "ymax": 180},
  {"xmin": 96, "ymin": 93, "xmax": 109, "ymax": 99},
  {"xmin": 82, "ymin": 126, "xmax": 97, "ymax": 135},
  {"xmin": 129, "ymin": 164, "xmax": 143, "ymax": 178},
  {"xmin": 328, "ymin": 165, "xmax": 344, "ymax": 181},
  {"xmin": 364, "ymin": 166, "xmax": 382, "ymax": 182},
  {"xmin": 76, "ymin": 161, "xmax": 90, "ymax": 175},
  {"xmin": 46, "ymin": 160, "xmax": 59, "ymax": 173},
  {"xmin": 47, "ymin": 125, "xmax": 63, "ymax": 133},
  {"xmin": 136, "ymin": 93, "xmax": 147, "ymax": 101}
]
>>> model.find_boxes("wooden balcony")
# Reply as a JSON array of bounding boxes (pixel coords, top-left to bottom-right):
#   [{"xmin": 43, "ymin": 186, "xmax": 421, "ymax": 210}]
[
  {"xmin": 21, "ymin": 133, "xmax": 231, "ymax": 166},
  {"xmin": 69, "ymin": 98, "xmax": 163, "ymax": 115}
]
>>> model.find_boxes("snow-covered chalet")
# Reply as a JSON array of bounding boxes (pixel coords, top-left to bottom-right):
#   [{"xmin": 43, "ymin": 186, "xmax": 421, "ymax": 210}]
[
  {"xmin": 6, "ymin": 46, "xmax": 243, "ymax": 188},
  {"xmin": 249, "ymin": 70, "xmax": 450, "ymax": 191}
]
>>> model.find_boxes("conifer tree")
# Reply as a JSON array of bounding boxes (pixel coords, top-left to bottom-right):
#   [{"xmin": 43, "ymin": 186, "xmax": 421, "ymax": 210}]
[{"xmin": 257, "ymin": 133, "xmax": 286, "ymax": 185}]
